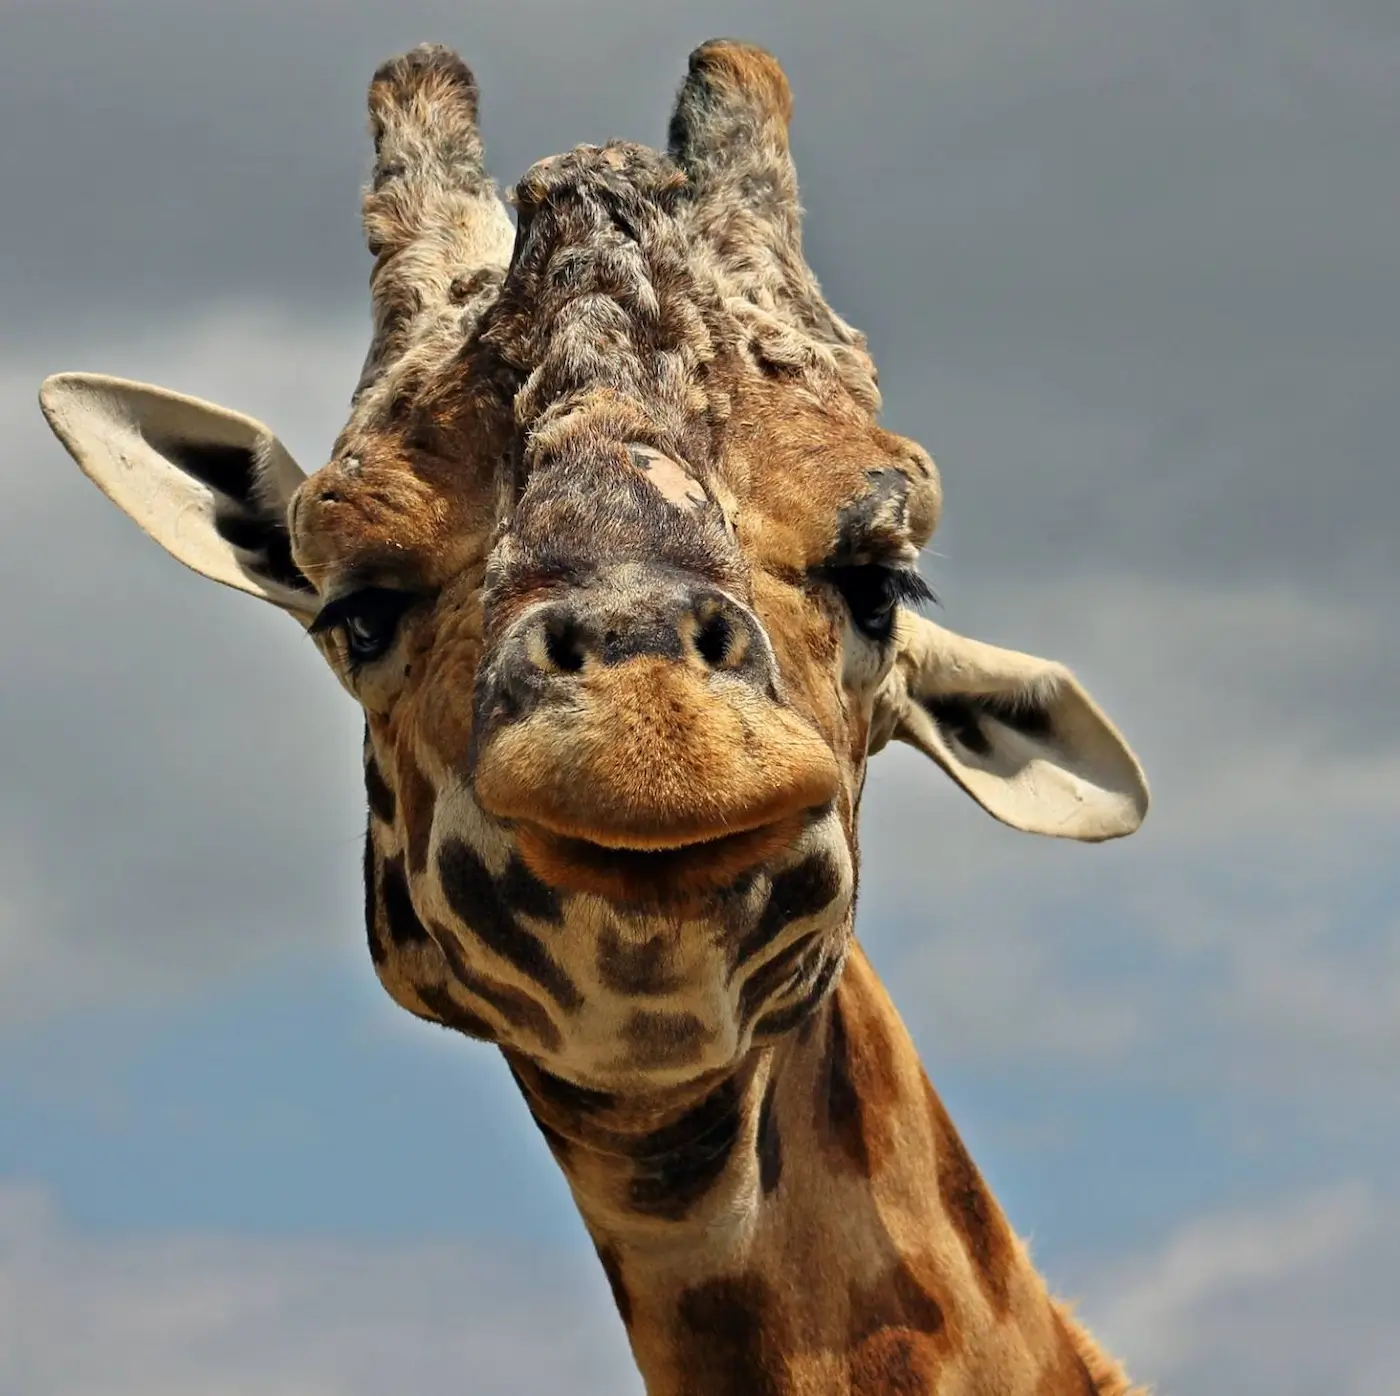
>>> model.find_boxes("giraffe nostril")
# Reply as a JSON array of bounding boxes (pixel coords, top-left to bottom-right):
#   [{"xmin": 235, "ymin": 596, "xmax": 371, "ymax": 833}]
[
  {"xmin": 501, "ymin": 583, "xmax": 769, "ymax": 715},
  {"xmin": 694, "ymin": 611, "xmax": 732, "ymax": 668},
  {"xmin": 687, "ymin": 598, "xmax": 751, "ymax": 672},
  {"xmin": 543, "ymin": 616, "xmax": 588, "ymax": 674}
]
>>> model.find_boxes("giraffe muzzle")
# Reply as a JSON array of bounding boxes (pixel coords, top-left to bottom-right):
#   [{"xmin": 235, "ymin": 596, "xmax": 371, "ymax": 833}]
[{"xmin": 470, "ymin": 582, "xmax": 840, "ymax": 896}]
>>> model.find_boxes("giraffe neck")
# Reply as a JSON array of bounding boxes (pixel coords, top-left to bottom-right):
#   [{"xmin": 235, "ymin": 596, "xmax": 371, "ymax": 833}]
[{"xmin": 509, "ymin": 946, "xmax": 1136, "ymax": 1395}]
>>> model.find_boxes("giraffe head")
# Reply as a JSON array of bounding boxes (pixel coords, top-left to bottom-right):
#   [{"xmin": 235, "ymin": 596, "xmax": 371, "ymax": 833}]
[{"xmin": 39, "ymin": 42, "xmax": 1147, "ymax": 1095}]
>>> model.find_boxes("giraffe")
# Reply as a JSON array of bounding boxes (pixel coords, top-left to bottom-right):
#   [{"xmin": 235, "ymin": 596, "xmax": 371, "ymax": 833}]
[{"xmin": 39, "ymin": 40, "xmax": 1151, "ymax": 1395}]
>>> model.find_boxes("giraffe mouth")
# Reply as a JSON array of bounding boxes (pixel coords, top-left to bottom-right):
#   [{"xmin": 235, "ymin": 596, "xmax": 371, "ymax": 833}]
[{"xmin": 513, "ymin": 813, "xmax": 809, "ymax": 906}]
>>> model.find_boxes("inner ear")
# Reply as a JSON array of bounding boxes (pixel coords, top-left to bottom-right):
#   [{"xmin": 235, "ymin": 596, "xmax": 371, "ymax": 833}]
[
  {"xmin": 161, "ymin": 438, "xmax": 307, "ymax": 595},
  {"xmin": 39, "ymin": 372, "xmax": 315, "ymax": 616},
  {"xmin": 921, "ymin": 691, "xmax": 1055, "ymax": 757},
  {"xmin": 887, "ymin": 614, "xmax": 1149, "ymax": 842}
]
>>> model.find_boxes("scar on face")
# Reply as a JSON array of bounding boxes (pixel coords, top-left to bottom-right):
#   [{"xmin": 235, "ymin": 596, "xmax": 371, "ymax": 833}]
[{"xmin": 627, "ymin": 445, "xmax": 708, "ymax": 514}]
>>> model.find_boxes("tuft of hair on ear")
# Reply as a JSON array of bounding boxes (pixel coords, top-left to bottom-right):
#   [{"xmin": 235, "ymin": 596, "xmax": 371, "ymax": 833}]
[{"xmin": 144, "ymin": 430, "xmax": 310, "ymax": 599}]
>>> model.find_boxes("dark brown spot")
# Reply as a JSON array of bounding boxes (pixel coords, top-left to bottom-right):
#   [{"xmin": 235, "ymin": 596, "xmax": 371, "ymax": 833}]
[
  {"xmin": 413, "ymin": 983, "xmax": 496, "ymax": 1040},
  {"xmin": 675, "ymin": 1275, "xmax": 785, "ymax": 1396},
  {"xmin": 628, "ymin": 1073, "xmax": 745, "ymax": 1220},
  {"xmin": 527, "ymin": 1066, "xmax": 618, "ymax": 1119},
  {"xmin": 847, "ymin": 1259, "xmax": 949, "ymax": 1394},
  {"xmin": 438, "ymin": 838, "xmax": 581, "ymax": 1010},
  {"xmin": 852, "ymin": 1261, "xmax": 946, "ymax": 1341},
  {"xmin": 623, "ymin": 1009, "xmax": 707, "ymax": 1069},
  {"xmin": 399, "ymin": 760, "xmax": 436, "ymax": 874},
  {"xmin": 596, "ymin": 1245, "xmax": 633, "ymax": 1328},
  {"xmin": 381, "ymin": 857, "xmax": 433, "ymax": 947},
  {"xmin": 756, "ymin": 1078, "xmax": 782, "ymax": 1194},
  {"xmin": 364, "ymin": 757, "xmax": 396, "ymax": 824},
  {"xmin": 822, "ymin": 998, "xmax": 869, "ymax": 1174},
  {"xmin": 363, "ymin": 830, "xmax": 385, "ymax": 966},
  {"xmin": 432, "ymin": 944, "xmax": 561, "ymax": 1052},
  {"xmin": 498, "ymin": 854, "xmax": 562, "ymax": 923},
  {"xmin": 596, "ymin": 925, "xmax": 682, "ymax": 996},
  {"xmin": 739, "ymin": 930, "xmax": 821, "ymax": 1026},
  {"xmin": 925, "ymin": 1077, "xmax": 1015, "ymax": 1315},
  {"xmin": 817, "ymin": 972, "xmax": 902, "ymax": 1176},
  {"xmin": 533, "ymin": 1116, "xmax": 572, "ymax": 1165},
  {"xmin": 732, "ymin": 853, "xmax": 842, "ymax": 969},
  {"xmin": 848, "ymin": 1332, "xmax": 935, "ymax": 1395},
  {"xmin": 752, "ymin": 947, "xmax": 843, "ymax": 1037}
]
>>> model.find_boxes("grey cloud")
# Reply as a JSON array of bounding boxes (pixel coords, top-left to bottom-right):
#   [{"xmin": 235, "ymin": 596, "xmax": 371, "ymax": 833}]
[{"xmin": 5, "ymin": 0, "xmax": 1397, "ymax": 600}]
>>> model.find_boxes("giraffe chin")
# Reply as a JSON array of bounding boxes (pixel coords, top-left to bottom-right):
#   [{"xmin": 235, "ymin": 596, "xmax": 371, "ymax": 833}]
[{"xmin": 513, "ymin": 812, "xmax": 810, "ymax": 909}]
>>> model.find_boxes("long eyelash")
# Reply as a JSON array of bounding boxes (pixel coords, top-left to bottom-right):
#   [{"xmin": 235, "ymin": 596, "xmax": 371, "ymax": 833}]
[
  {"xmin": 891, "ymin": 569, "xmax": 938, "ymax": 609},
  {"xmin": 308, "ymin": 596, "xmax": 354, "ymax": 637},
  {"xmin": 308, "ymin": 586, "xmax": 413, "ymax": 637}
]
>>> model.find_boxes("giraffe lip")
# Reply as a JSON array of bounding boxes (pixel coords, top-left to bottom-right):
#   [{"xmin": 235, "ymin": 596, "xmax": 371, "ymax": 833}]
[
  {"xmin": 513, "ymin": 802, "xmax": 789, "ymax": 853},
  {"xmin": 513, "ymin": 813, "xmax": 810, "ymax": 904}
]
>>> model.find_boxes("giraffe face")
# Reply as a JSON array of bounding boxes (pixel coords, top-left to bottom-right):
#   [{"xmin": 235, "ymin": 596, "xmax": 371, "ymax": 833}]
[
  {"xmin": 283, "ymin": 161, "xmax": 944, "ymax": 1088},
  {"xmin": 39, "ymin": 41, "xmax": 1146, "ymax": 1096}
]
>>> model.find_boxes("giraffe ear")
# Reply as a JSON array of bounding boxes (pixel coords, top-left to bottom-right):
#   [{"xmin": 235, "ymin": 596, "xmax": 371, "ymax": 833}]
[
  {"xmin": 39, "ymin": 372, "xmax": 317, "ymax": 619},
  {"xmin": 878, "ymin": 613, "xmax": 1149, "ymax": 842}
]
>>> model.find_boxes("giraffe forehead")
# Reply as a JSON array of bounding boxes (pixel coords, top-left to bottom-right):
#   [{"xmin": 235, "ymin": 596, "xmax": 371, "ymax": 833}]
[{"xmin": 300, "ymin": 188, "xmax": 933, "ymax": 596}]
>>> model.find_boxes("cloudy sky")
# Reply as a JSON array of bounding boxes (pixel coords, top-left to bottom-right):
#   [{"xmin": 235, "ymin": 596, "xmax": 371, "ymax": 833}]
[{"xmin": 2, "ymin": 1, "xmax": 1397, "ymax": 1391}]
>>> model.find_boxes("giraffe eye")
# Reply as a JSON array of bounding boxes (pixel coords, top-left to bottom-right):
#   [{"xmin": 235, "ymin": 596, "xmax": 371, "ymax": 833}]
[
  {"xmin": 823, "ymin": 565, "xmax": 933, "ymax": 644},
  {"xmin": 310, "ymin": 587, "xmax": 418, "ymax": 666}
]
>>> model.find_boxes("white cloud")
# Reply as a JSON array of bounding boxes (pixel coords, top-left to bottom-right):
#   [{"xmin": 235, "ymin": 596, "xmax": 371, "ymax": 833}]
[
  {"xmin": 0, "ymin": 1183, "xmax": 641, "ymax": 1396},
  {"xmin": 1081, "ymin": 1185, "xmax": 1400, "ymax": 1396}
]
